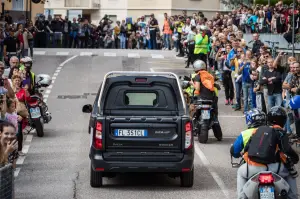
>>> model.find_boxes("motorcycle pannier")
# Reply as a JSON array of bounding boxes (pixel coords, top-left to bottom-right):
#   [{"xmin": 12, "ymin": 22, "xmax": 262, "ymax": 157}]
[{"xmin": 245, "ymin": 126, "xmax": 279, "ymax": 165}]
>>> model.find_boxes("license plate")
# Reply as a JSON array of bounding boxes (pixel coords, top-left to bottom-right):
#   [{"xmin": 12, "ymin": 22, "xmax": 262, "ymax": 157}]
[
  {"xmin": 30, "ymin": 107, "xmax": 41, "ymax": 119},
  {"xmin": 114, "ymin": 129, "xmax": 148, "ymax": 137},
  {"xmin": 259, "ymin": 186, "xmax": 275, "ymax": 199},
  {"xmin": 201, "ymin": 110, "xmax": 210, "ymax": 120}
]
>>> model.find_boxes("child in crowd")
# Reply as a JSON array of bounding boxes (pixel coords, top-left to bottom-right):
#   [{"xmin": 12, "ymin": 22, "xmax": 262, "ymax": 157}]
[
  {"xmin": 0, "ymin": 121, "xmax": 18, "ymax": 168},
  {"xmin": 5, "ymin": 98, "xmax": 24, "ymax": 156},
  {"xmin": 156, "ymin": 33, "xmax": 162, "ymax": 49}
]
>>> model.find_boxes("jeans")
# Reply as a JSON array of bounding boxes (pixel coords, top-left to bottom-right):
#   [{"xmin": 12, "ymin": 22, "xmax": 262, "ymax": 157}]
[
  {"xmin": 222, "ymin": 70, "xmax": 234, "ymax": 100},
  {"xmin": 237, "ymin": 162, "xmax": 297, "ymax": 199},
  {"xmin": 267, "ymin": 93, "xmax": 283, "ymax": 111},
  {"xmin": 242, "ymin": 82, "xmax": 253, "ymax": 113},
  {"xmin": 149, "ymin": 30, "xmax": 157, "ymax": 50},
  {"xmin": 120, "ymin": 34, "xmax": 126, "ymax": 49},
  {"xmin": 163, "ymin": 34, "xmax": 171, "ymax": 49},
  {"xmin": 235, "ymin": 81, "xmax": 242, "ymax": 107}
]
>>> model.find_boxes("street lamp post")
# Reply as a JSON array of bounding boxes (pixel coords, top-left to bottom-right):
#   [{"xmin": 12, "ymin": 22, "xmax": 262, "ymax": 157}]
[{"xmin": 292, "ymin": 0, "xmax": 295, "ymax": 57}]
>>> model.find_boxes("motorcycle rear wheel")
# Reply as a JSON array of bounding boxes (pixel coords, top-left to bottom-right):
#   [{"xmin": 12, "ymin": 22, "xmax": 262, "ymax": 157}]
[
  {"xmin": 35, "ymin": 118, "xmax": 44, "ymax": 137},
  {"xmin": 198, "ymin": 125, "xmax": 209, "ymax": 144},
  {"xmin": 212, "ymin": 123, "xmax": 223, "ymax": 141}
]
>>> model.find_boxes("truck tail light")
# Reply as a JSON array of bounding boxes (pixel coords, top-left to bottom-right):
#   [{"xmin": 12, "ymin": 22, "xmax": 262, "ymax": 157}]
[
  {"xmin": 94, "ymin": 122, "xmax": 103, "ymax": 149},
  {"xmin": 185, "ymin": 122, "xmax": 192, "ymax": 150}
]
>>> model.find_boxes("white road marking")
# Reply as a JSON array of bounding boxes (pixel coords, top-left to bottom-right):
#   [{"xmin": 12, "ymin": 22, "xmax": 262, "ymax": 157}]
[
  {"xmin": 150, "ymin": 68, "xmax": 155, "ymax": 72},
  {"xmin": 104, "ymin": 52, "xmax": 116, "ymax": 57},
  {"xmin": 25, "ymin": 134, "xmax": 33, "ymax": 142},
  {"xmin": 56, "ymin": 52, "xmax": 69, "ymax": 56},
  {"xmin": 16, "ymin": 156, "xmax": 26, "ymax": 165},
  {"xmin": 15, "ymin": 56, "xmax": 78, "ymax": 178},
  {"xmin": 59, "ymin": 55, "xmax": 78, "ymax": 67},
  {"xmin": 151, "ymin": 54, "xmax": 164, "ymax": 59},
  {"xmin": 195, "ymin": 143, "xmax": 230, "ymax": 199},
  {"xmin": 128, "ymin": 53, "xmax": 140, "ymax": 58},
  {"xmin": 14, "ymin": 168, "xmax": 21, "ymax": 177},
  {"xmin": 80, "ymin": 52, "xmax": 93, "ymax": 56},
  {"xmin": 151, "ymin": 67, "xmax": 193, "ymax": 71},
  {"xmin": 33, "ymin": 51, "xmax": 46, "ymax": 55}
]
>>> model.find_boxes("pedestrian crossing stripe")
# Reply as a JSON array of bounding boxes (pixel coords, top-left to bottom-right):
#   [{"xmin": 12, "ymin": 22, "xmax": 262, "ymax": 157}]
[
  {"xmin": 151, "ymin": 54, "xmax": 164, "ymax": 59},
  {"xmin": 34, "ymin": 51, "xmax": 46, "ymax": 55},
  {"xmin": 56, "ymin": 52, "xmax": 69, "ymax": 56},
  {"xmin": 128, "ymin": 53, "xmax": 140, "ymax": 58},
  {"xmin": 104, "ymin": 52, "xmax": 116, "ymax": 57},
  {"xmin": 80, "ymin": 52, "xmax": 93, "ymax": 56}
]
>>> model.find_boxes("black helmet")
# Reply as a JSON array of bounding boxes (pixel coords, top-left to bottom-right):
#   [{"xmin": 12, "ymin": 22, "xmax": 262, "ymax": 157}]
[{"xmin": 267, "ymin": 106, "xmax": 287, "ymax": 127}]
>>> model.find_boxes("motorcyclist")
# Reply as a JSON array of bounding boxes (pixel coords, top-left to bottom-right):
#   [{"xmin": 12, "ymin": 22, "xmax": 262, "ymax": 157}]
[
  {"xmin": 231, "ymin": 106, "xmax": 299, "ymax": 199},
  {"xmin": 230, "ymin": 108, "xmax": 267, "ymax": 158},
  {"xmin": 189, "ymin": 60, "xmax": 218, "ymax": 118},
  {"xmin": 20, "ymin": 57, "xmax": 36, "ymax": 95}
]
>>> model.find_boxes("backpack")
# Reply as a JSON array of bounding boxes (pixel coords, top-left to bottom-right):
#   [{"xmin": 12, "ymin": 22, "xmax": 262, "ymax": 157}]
[
  {"xmin": 244, "ymin": 126, "xmax": 280, "ymax": 165},
  {"xmin": 197, "ymin": 71, "xmax": 215, "ymax": 92}
]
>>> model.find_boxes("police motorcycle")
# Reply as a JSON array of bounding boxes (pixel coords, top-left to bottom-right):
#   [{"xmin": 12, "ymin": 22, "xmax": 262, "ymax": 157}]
[
  {"xmin": 180, "ymin": 73, "xmax": 223, "ymax": 143},
  {"xmin": 25, "ymin": 74, "xmax": 52, "ymax": 137},
  {"xmin": 231, "ymin": 156, "xmax": 292, "ymax": 199}
]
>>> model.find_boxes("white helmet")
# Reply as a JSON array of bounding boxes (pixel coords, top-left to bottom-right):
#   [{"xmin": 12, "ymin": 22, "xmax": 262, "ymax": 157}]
[
  {"xmin": 23, "ymin": 56, "xmax": 32, "ymax": 63},
  {"xmin": 193, "ymin": 60, "xmax": 206, "ymax": 71},
  {"xmin": 36, "ymin": 74, "xmax": 51, "ymax": 87}
]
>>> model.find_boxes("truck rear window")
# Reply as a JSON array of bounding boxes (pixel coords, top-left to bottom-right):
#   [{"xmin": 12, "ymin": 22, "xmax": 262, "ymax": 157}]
[{"xmin": 125, "ymin": 92, "xmax": 157, "ymax": 106}]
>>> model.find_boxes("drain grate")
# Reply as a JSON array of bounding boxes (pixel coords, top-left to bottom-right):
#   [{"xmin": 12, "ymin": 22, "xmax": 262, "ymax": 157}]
[{"xmin": 57, "ymin": 93, "xmax": 97, "ymax": 99}]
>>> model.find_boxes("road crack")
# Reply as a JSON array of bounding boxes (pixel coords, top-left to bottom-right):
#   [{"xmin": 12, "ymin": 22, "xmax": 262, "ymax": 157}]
[{"xmin": 72, "ymin": 171, "xmax": 80, "ymax": 199}]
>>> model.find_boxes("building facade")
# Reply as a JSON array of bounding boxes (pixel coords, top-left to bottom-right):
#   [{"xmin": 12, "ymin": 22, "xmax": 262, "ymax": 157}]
[
  {"xmin": 45, "ymin": 0, "xmax": 228, "ymax": 25},
  {"xmin": 3, "ymin": 0, "xmax": 44, "ymax": 22}
]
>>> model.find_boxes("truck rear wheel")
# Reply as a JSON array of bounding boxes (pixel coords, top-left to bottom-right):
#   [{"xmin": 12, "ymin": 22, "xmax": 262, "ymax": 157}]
[
  {"xmin": 180, "ymin": 168, "xmax": 194, "ymax": 187},
  {"xmin": 90, "ymin": 164, "xmax": 103, "ymax": 187}
]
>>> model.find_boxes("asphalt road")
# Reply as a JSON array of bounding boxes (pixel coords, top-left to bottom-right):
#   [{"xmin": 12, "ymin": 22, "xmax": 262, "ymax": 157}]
[{"xmin": 14, "ymin": 50, "xmax": 300, "ymax": 199}]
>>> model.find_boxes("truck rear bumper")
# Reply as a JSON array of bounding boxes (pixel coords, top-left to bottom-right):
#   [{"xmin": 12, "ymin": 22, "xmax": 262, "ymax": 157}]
[{"xmin": 90, "ymin": 152, "xmax": 194, "ymax": 173}]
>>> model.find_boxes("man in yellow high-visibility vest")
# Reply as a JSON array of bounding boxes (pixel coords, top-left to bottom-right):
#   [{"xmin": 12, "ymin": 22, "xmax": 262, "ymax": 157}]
[
  {"xmin": 193, "ymin": 25, "xmax": 210, "ymax": 64},
  {"xmin": 175, "ymin": 16, "xmax": 185, "ymax": 57}
]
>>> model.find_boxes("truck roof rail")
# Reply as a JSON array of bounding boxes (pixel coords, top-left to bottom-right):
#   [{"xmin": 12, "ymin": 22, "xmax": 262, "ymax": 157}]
[{"xmin": 97, "ymin": 71, "xmax": 187, "ymax": 114}]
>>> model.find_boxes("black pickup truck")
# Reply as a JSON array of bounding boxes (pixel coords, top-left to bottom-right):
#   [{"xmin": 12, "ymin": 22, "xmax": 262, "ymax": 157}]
[{"xmin": 82, "ymin": 71, "xmax": 194, "ymax": 187}]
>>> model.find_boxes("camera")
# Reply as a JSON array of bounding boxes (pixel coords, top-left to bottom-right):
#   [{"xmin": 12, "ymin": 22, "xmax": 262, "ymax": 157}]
[
  {"xmin": 0, "ymin": 79, "xmax": 4, "ymax": 87},
  {"xmin": 285, "ymin": 157, "xmax": 298, "ymax": 178}
]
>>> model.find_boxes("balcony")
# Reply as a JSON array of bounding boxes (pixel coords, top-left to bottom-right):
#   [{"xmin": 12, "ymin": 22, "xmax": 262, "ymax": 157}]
[{"xmin": 64, "ymin": 0, "xmax": 100, "ymax": 9}]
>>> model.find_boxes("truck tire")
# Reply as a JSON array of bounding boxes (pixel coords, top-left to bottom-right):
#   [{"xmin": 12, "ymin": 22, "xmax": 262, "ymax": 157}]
[
  {"xmin": 212, "ymin": 123, "xmax": 223, "ymax": 141},
  {"xmin": 90, "ymin": 164, "xmax": 103, "ymax": 187},
  {"xmin": 198, "ymin": 125, "xmax": 209, "ymax": 143},
  {"xmin": 180, "ymin": 168, "xmax": 194, "ymax": 187},
  {"xmin": 35, "ymin": 118, "xmax": 44, "ymax": 137}
]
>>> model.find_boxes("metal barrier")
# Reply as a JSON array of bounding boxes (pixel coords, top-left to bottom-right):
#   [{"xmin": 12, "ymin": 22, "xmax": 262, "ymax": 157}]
[{"xmin": 0, "ymin": 164, "xmax": 14, "ymax": 199}]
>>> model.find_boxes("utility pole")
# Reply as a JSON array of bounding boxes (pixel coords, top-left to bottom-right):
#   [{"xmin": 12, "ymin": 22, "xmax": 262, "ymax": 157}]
[{"xmin": 292, "ymin": 0, "xmax": 295, "ymax": 57}]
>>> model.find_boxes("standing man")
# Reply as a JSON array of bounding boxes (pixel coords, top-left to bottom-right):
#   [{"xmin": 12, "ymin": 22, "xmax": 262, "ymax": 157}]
[
  {"xmin": 149, "ymin": 13, "xmax": 158, "ymax": 50},
  {"xmin": 62, "ymin": 16, "xmax": 71, "ymax": 48},
  {"xmin": 176, "ymin": 16, "xmax": 185, "ymax": 57},
  {"xmin": 163, "ymin": 13, "xmax": 172, "ymax": 50},
  {"xmin": 193, "ymin": 25, "xmax": 209, "ymax": 63}
]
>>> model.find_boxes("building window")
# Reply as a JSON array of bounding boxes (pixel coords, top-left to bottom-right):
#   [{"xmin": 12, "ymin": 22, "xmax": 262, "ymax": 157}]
[
  {"xmin": 65, "ymin": 0, "xmax": 89, "ymax": 7},
  {"xmin": 12, "ymin": 0, "xmax": 24, "ymax": 11}
]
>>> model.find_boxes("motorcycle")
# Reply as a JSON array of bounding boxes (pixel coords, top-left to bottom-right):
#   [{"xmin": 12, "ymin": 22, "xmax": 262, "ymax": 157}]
[
  {"xmin": 24, "ymin": 74, "xmax": 52, "ymax": 137},
  {"xmin": 180, "ymin": 75, "xmax": 223, "ymax": 143},
  {"xmin": 231, "ymin": 156, "xmax": 290, "ymax": 199}
]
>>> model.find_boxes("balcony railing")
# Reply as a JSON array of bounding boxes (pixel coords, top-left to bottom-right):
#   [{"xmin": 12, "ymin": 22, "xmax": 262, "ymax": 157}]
[{"xmin": 64, "ymin": 0, "xmax": 100, "ymax": 8}]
